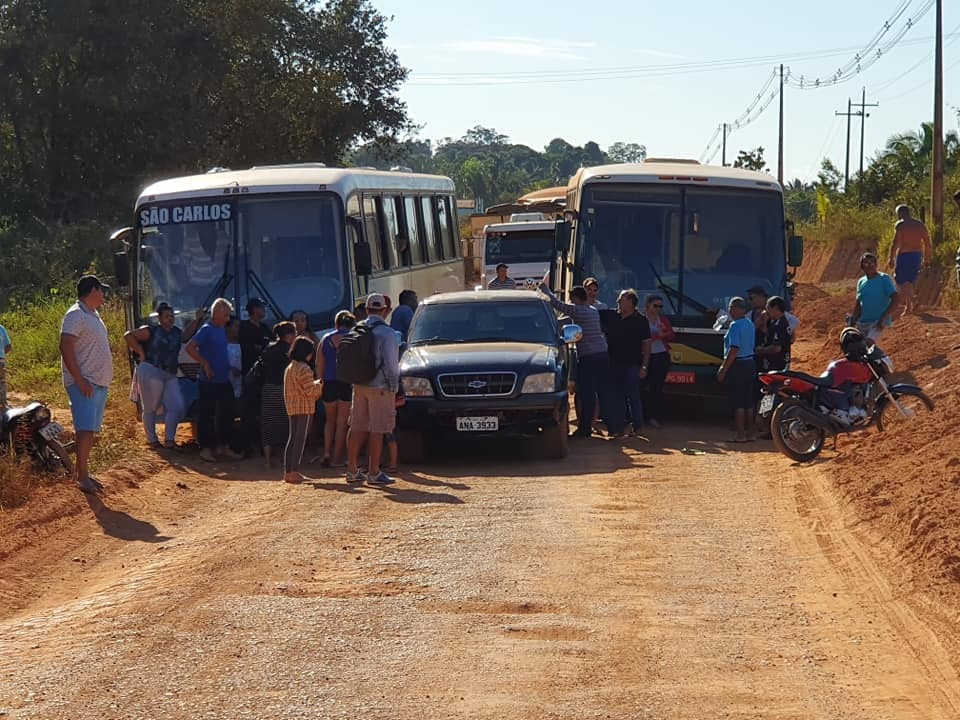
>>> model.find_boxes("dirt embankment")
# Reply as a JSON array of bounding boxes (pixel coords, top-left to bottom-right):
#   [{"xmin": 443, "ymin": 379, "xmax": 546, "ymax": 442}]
[{"xmin": 790, "ymin": 238, "xmax": 960, "ymax": 632}]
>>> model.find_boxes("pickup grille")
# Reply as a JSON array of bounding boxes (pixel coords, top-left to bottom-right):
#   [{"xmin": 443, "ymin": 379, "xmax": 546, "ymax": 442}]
[{"xmin": 437, "ymin": 372, "xmax": 517, "ymax": 398}]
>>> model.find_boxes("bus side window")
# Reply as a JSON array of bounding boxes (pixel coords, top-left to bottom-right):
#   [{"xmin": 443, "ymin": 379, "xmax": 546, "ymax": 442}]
[
  {"xmin": 403, "ymin": 196, "xmax": 425, "ymax": 266},
  {"xmin": 361, "ymin": 194, "xmax": 386, "ymax": 271},
  {"xmin": 381, "ymin": 194, "xmax": 404, "ymax": 268},
  {"xmin": 438, "ymin": 195, "xmax": 458, "ymax": 259},
  {"xmin": 421, "ymin": 196, "xmax": 442, "ymax": 263}
]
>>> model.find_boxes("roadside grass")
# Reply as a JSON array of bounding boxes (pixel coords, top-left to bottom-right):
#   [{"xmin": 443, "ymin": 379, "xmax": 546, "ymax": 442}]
[{"xmin": 0, "ymin": 297, "xmax": 141, "ymax": 510}]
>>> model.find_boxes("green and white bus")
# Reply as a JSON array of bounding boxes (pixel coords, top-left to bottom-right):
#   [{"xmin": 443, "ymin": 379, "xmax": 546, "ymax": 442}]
[
  {"xmin": 112, "ymin": 164, "xmax": 465, "ymax": 329},
  {"xmin": 553, "ymin": 159, "xmax": 802, "ymax": 396}
]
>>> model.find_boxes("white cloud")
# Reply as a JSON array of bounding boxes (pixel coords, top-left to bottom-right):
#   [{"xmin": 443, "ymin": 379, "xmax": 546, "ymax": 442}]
[{"xmin": 445, "ymin": 36, "xmax": 596, "ymax": 61}]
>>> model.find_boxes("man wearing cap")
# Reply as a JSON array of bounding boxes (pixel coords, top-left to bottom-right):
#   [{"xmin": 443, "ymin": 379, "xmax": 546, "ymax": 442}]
[
  {"xmin": 488, "ymin": 263, "xmax": 516, "ymax": 290},
  {"xmin": 850, "ymin": 251, "xmax": 898, "ymax": 341},
  {"xmin": 888, "ymin": 205, "xmax": 932, "ymax": 316},
  {"xmin": 60, "ymin": 275, "xmax": 113, "ymax": 493},
  {"xmin": 345, "ymin": 293, "xmax": 400, "ymax": 485}
]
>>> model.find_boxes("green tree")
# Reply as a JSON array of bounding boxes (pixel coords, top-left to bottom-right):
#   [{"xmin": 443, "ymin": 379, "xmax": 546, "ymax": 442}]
[
  {"xmin": 607, "ymin": 141, "xmax": 647, "ymax": 163},
  {"xmin": 733, "ymin": 147, "xmax": 767, "ymax": 171}
]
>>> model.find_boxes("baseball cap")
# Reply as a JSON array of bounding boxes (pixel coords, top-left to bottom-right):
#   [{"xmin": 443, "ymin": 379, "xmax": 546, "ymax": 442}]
[
  {"xmin": 583, "ymin": 276, "xmax": 599, "ymax": 288},
  {"xmin": 496, "ymin": 263, "xmax": 509, "ymax": 270},
  {"xmin": 746, "ymin": 285, "xmax": 768, "ymax": 297},
  {"xmin": 860, "ymin": 251, "xmax": 878, "ymax": 264},
  {"xmin": 365, "ymin": 293, "xmax": 387, "ymax": 310},
  {"xmin": 77, "ymin": 274, "xmax": 109, "ymax": 297},
  {"xmin": 728, "ymin": 296, "xmax": 746, "ymax": 310}
]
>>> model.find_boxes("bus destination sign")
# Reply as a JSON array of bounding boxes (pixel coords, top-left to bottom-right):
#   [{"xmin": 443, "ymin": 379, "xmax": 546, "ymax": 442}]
[{"xmin": 139, "ymin": 202, "xmax": 233, "ymax": 227}]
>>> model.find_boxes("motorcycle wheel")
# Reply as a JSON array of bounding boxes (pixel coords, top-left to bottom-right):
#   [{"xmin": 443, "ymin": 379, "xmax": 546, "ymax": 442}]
[
  {"xmin": 876, "ymin": 389, "xmax": 934, "ymax": 432},
  {"xmin": 770, "ymin": 401, "xmax": 825, "ymax": 463},
  {"xmin": 40, "ymin": 438, "xmax": 74, "ymax": 475}
]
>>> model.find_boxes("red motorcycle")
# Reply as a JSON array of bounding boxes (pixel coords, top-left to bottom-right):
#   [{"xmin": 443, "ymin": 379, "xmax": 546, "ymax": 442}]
[{"xmin": 758, "ymin": 328, "xmax": 934, "ymax": 462}]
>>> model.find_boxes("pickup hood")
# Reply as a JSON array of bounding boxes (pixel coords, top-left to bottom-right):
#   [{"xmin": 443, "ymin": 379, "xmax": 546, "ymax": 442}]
[{"xmin": 401, "ymin": 342, "xmax": 558, "ymax": 374}]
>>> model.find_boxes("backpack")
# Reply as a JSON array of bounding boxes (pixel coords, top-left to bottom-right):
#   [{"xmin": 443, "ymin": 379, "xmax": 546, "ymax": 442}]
[{"xmin": 336, "ymin": 322, "xmax": 379, "ymax": 385}]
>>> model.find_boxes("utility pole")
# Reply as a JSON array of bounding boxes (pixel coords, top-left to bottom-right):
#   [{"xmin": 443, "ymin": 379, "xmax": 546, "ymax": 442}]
[
  {"xmin": 853, "ymin": 88, "xmax": 879, "ymax": 205},
  {"xmin": 931, "ymin": 0, "xmax": 944, "ymax": 244},
  {"xmin": 835, "ymin": 98, "xmax": 860, "ymax": 192},
  {"xmin": 777, "ymin": 64, "xmax": 784, "ymax": 185},
  {"xmin": 722, "ymin": 123, "xmax": 729, "ymax": 166}
]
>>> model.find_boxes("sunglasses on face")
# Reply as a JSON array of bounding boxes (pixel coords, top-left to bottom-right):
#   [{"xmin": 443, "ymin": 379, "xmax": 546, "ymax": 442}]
[{"xmin": 651, "ymin": 304, "xmax": 663, "ymax": 309}]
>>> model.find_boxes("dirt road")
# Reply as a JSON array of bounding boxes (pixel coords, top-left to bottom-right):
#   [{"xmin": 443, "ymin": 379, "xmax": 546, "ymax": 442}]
[{"xmin": 2, "ymin": 426, "xmax": 960, "ymax": 719}]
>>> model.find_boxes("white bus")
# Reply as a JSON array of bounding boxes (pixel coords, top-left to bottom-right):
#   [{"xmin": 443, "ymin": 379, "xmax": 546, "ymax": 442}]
[
  {"xmin": 554, "ymin": 159, "xmax": 802, "ymax": 395},
  {"xmin": 481, "ymin": 214, "xmax": 556, "ymax": 289},
  {"xmin": 113, "ymin": 164, "xmax": 465, "ymax": 329}
]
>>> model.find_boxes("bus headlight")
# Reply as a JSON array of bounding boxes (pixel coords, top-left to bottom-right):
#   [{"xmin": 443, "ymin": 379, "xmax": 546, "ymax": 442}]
[
  {"xmin": 401, "ymin": 376, "xmax": 434, "ymax": 397},
  {"xmin": 521, "ymin": 372, "xmax": 555, "ymax": 394}
]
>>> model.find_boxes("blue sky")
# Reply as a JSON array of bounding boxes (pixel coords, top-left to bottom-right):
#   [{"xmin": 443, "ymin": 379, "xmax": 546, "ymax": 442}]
[{"xmin": 374, "ymin": 0, "xmax": 958, "ymax": 182}]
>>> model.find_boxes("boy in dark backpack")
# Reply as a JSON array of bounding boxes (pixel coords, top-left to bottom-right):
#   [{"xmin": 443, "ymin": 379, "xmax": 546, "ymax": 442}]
[{"xmin": 341, "ymin": 293, "xmax": 400, "ymax": 486}]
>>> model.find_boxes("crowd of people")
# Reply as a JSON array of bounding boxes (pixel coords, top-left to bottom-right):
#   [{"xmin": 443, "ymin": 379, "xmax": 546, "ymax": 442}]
[{"xmin": 36, "ymin": 194, "xmax": 960, "ymax": 493}]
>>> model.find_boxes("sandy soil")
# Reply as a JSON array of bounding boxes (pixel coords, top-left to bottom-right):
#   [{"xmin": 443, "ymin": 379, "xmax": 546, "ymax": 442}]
[{"xmin": 2, "ymin": 426, "xmax": 960, "ymax": 719}]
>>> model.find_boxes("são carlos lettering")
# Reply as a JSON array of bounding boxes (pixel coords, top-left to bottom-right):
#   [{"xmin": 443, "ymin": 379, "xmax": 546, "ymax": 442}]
[{"xmin": 139, "ymin": 202, "xmax": 232, "ymax": 226}]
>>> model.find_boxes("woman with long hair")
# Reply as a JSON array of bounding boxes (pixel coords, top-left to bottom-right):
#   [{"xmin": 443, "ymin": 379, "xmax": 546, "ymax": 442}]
[
  {"xmin": 642, "ymin": 294, "xmax": 675, "ymax": 428},
  {"xmin": 289, "ymin": 309, "xmax": 319, "ymax": 345},
  {"xmin": 258, "ymin": 321, "xmax": 297, "ymax": 468},
  {"xmin": 282, "ymin": 336, "xmax": 323, "ymax": 483}
]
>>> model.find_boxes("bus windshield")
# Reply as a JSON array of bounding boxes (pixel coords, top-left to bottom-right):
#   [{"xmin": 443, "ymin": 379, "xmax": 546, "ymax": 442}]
[
  {"xmin": 576, "ymin": 185, "xmax": 785, "ymax": 314},
  {"xmin": 136, "ymin": 195, "xmax": 349, "ymax": 323},
  {"xmin": 485, "ymin": 230, "xmax": 555, "ymax": 265}
]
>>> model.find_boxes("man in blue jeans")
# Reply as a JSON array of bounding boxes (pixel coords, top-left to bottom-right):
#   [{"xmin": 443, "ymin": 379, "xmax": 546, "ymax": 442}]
[
  {"xmin": 539, "ymin": 282, "xmax": 611, "ymax": 438},
  {"xmin": 601, "ymin": 289, "xmax": 652, "ymax": 438},
  {"xmin": 186, "ymin": 298, "xmax": 244, "ymax": 463}
]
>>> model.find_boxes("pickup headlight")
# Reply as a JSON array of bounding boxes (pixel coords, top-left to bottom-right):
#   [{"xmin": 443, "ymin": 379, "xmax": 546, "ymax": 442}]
[
  {"xmin": 401, "ymin": 376, "xmax": 434, "ymax": 397},
  {"xmin": 521, "ymin": 372, "xmax": 556, "ymax": 394}
]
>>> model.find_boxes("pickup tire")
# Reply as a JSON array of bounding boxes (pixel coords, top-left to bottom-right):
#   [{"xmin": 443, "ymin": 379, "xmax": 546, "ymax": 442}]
[
  {"xmin": 397, "ymin": 430, "xmax": 426, "ymax": 464},
  {"xmin": 540, "ymin": 403, "xmax": 570, "ymax": 459}
]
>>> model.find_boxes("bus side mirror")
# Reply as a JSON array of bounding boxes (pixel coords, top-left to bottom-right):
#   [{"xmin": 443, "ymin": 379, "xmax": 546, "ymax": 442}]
[
  {"xmin": 788, "ymin": 235, "xmax": 804, "ymax": 267},
  {"xmin": 354, "ymin": 241, "xmax": 373, "ymax": 276},
  {"xmin": 555, "ymin": 220, "xmax": 571, "ymax": 254},
  {"xmin": 113, "ymin": 251, "xmax": 131, "ymax": 288}
]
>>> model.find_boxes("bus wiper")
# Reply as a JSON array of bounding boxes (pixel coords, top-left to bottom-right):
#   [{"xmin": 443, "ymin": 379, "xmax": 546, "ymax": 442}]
[
  {"xmin": 247, "ymin": 269, "xmax": 286, "ymax": 321},
  {"xmin": 201, "ymin": 247, "xmax": 233, "ymax": 313},
  {"xmin": 648, "ymin": 263, "xmax": 710, "ymax": 315}
]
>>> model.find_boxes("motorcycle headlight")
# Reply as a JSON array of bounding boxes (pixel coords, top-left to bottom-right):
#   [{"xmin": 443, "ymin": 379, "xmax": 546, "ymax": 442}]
[
  {"xmin": 401, "ymin": 376, "xmax": 434, "ymax": 397},
  {"xmin": 521, "ymin": 372, "xmax": 556, "ymax": 394},
  {"xmin": 35, "ymin": 406, "xmax": 51, "ymax": 423}
]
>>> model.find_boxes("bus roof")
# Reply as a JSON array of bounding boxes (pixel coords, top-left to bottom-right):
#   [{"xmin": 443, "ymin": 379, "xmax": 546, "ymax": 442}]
[
  {"xmin": 136, "ymin": 165, "xmax": 455, "ymax": 208},
  {"xmin": 569, "ymin": 161, "xmax": 782, "ymax": 192}
]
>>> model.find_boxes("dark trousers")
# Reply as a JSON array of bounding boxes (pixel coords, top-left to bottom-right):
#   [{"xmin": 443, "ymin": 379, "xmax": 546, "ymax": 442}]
[
  {"xmin": 643, "ymin": 352, "xmax": 670, "ymax": 422},
  {"xmin": 285, "ymin": 414, "xmax": 312, "ymax": 474},
  {"xmin": 609, "ymin": 363, "xmax": 643, "ymax": 434},
  {"xmin": 575, "ymin": 353, "xmax": 612, "ymax": 437},
  {"xmin": 198, "ymin": 381, "xmax": 235, "ymax": 450}
]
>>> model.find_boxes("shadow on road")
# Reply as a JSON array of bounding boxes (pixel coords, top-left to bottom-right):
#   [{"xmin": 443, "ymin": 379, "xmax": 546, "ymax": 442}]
[
  {"xmin": 369, "ymin": 484, "xmax": 465, "ymax": 505},
  {"xmin": 83, "ymin": 494, "xmax": 173, "ymax": 543}
]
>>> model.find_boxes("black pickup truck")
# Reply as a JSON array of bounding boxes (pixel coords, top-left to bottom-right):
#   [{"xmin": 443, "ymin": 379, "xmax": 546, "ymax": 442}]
[{"xmin": 396, "ymin": 290, "xmax": 581, "ymax": 460}]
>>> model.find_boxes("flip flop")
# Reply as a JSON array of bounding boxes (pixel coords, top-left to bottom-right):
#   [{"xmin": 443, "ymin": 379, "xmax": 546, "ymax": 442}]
[{"xmin": 728, "ymin": 436, "xmax": 749, "ymax": 444}]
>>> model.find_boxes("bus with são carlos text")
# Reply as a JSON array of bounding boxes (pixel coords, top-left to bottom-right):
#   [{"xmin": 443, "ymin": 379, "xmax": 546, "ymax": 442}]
[
  {"xmin": 552, "ymin": 159, "xmax": 803, "ymax": 398},
  {"xmin": 111, "ymin": 164, "xmax": 465, "ymax": 332}
]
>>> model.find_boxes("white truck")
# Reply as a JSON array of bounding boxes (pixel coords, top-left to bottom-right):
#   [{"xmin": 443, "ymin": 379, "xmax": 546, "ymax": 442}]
[{"xmin": 481, "ymin": 213, "xmax": 556, "ymax": 289}]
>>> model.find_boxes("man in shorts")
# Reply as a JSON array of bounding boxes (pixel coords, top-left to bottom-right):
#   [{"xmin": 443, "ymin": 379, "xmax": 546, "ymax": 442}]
[
  {"xmin": 888, "ymin": 204, "xmax": 932, "ymax": 316},
  {"xmin": 59, "ymin": 275, "xmax": 113, "ymax": 493},
  {"xmin": 345, "ymin": 293, "xmax": 400, "ymax": 486}
]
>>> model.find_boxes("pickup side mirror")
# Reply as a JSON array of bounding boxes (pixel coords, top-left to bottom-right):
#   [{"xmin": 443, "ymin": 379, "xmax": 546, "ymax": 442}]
[
  {"xmin": 788, "ymin": 235, "xmax": 804, "ymax": 267},
  {"xmin": 113, "ymin": 251, "xmax": 131, "ymax": 288},
  {"xmin": 554, "ymin": 220, "xmax": 571, "ymax": 255},
  {"xmin": 354, "ymin": 241, "xmax": 373, "ymax": 277},
  {"xmin": 561, "ymin": 323, "xmax": 582, "ymax": 345}
]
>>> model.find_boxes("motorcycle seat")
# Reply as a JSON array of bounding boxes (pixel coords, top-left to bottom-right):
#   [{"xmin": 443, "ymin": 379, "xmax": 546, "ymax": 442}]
[
  {"xmin": 780, "ymin": 370, "xmax": 834, "ymax": 388},
  {"xmin": 1, "ymin": 402, "xmax": 43, "ymax": 430}
]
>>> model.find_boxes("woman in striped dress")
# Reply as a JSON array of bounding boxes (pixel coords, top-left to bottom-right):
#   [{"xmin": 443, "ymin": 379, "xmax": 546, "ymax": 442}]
[{"xmin": 258, "ymin": 321, "xmax": 297, "ymax": 468}]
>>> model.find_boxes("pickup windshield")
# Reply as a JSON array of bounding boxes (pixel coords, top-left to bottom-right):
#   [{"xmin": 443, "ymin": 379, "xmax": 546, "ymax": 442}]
[
  {"xmin": 409, "ymin": 300, "xmax": 558, "ymax": 345},
  {"xmin": 485, "ymin": 229, "xmax": 555, "ymax": 265}
]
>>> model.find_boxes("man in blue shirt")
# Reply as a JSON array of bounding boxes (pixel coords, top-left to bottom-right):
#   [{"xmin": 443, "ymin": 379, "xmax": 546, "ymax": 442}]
[
  {"xmin": 390, "ymin": 289, "xmax": 418, "ymax": 342},
  {"xmin": 717, "ymin": 297, "xmax": 756, "ymax": 443},
  {"xmin": 850, "ymin": 252, "xmax": 898, "ymax": 341},
  {"xmin": 186, "ymin": 298, "xmax": 243, "ymax": 463}
]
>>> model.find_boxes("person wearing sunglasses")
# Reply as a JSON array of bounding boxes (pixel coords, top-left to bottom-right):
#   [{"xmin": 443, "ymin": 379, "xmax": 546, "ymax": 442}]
[{"xmin": 642, "ymin": 294, "xmax": 674, "ymax": 429}]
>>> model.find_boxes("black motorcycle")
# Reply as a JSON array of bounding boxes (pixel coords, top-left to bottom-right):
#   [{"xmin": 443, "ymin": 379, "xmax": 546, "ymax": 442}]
[{"xmin": 0, "ymin": 400, "xmax": 74, "ymax": 474}]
